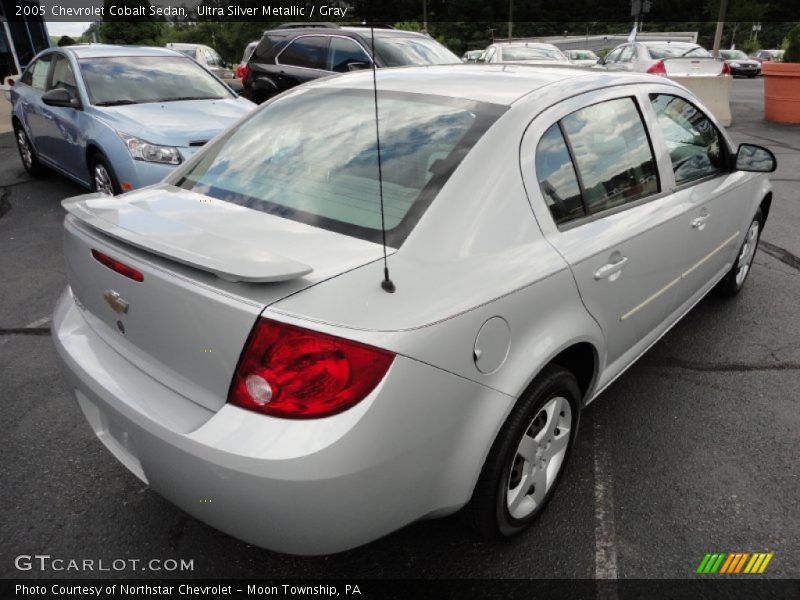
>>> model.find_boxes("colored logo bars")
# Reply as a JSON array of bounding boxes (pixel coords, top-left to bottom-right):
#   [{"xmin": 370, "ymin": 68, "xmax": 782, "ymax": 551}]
[{"xmin": 696, "ymin": 552, "xmax": 774, "ymax": 574}]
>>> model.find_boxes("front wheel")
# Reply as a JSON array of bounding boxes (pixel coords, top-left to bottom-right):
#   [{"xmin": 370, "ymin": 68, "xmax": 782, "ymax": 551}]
[
  {"xmin": 90, "ymin": 154, "xmax": 121, "ymax": 196},
  {"xmin": 714, "ymin": 209, "xmax": 763, "ymax": 297},
  {"xmin": 15, "ymin": 124, "xmax": 44, "ymax": 176},
  {"xmin": 467, "ymin": 365, "xmax": 581, "ymax": 539}
]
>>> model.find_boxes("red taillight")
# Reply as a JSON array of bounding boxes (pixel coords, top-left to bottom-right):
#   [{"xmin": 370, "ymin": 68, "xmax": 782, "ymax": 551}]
[
  {"xmin": 238, "ymin": 63, "xmax": 250, "ymax": 83},
  {"xmin": 646, "ymin": 60, "xmax": 667, "ymax": 76},
  {"xmin": 91, "ymin": 249, "xmax": 144, "ymax": 282},
  {"xmin": 229, "ymin": 318, "xmax": 395, "ymax": 419},
  {"xmin": 720, "ymin": 62, "xmax": 731, "ymax": 76}
]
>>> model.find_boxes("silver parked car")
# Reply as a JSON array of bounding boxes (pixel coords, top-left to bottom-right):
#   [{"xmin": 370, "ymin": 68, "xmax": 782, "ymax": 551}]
[
  {"xmin": 53, "ymin": 65, "xmax": 775, "ymax": 555},
  {"xmin": 166, "ymin": 43, "xmax": 234, "ymax": 79},
  {"xmin": 482, "ymin": 42, "xmax": 570, "ymax": 65},
  {"xmin": 601, "ymin": 41, "xmax": 730, "ymax": 76},
  {"xmin": 565, "ymin": 49, "xmax": 600, "ymax": 66}
]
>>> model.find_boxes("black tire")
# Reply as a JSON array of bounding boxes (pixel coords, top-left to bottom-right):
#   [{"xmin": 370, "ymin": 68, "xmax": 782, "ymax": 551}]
[
  {"xmin": 714, "ymin": 209, "xmax": 763, "ymax": 298},
  {"xmin": 89, "ymin": 153, "xmax": 121, "ymax": 195},
  {"xmin": 14, "ymin": 122, "xmax": 44, "ymax": 177},
  {"xmin": 466, "ymin": 364, "xmax": 581, "ymax": 540}
]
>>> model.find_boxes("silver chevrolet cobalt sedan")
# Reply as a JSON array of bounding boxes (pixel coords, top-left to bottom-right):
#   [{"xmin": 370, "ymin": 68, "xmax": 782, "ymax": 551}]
[{"xmin": 53, "ymin": 65, "xmax": 775, "ymax": 554}]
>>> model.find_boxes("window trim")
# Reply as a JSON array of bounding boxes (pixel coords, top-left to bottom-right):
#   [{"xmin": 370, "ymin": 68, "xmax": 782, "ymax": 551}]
[
  {"xmin": 275, "ymin": 34, "xmax": 374, "ymax": 72},
  {"xmin": 541, "ymin": 95, "xmax": 663, "ymax": 229}
]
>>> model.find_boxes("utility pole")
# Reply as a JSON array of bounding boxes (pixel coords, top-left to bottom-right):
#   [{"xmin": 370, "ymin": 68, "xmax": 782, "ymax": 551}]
[
  {"xmin": 422, "ymin": 0, "xmax": 427, "ymax": 33},
  {"xmin": 712, "ymin": 0, "xmax": 729, "ymax": 58},
  {"xmin": 508, "ymin": 0, "xmax": 513, "ymax": 41}
]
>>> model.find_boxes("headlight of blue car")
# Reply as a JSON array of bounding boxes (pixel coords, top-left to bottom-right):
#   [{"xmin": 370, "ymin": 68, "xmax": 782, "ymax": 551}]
[{"xmin": 119, "ymin": 133, "xmax": 182, "ymax": 165}]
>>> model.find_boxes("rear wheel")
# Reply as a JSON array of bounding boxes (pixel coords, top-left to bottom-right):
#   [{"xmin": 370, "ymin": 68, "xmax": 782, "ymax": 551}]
[
  {"xmin": 90, "ymin": 154, "xmax": 120, "ymax": 195},
  {"xmin": 14, "ymin": 124, "xmax": 44, "ymax": 176},
  {"xmin": 714, "ymin": 209, "xmax": 763, "ymax": 297},
  {"xmin": 467, "ymin": 365, "xmax": 581, "ymax": 539}
]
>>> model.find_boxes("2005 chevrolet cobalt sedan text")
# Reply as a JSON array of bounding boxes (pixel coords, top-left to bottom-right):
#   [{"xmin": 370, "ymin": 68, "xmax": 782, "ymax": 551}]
[{"xmin": 53, "ymin": 65, "xmax": 775, "ymax": 555}]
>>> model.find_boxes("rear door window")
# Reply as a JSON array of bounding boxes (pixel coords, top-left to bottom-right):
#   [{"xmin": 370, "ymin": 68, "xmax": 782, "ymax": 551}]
[
  {"xmin": 23, "ymin": 54, "xmax": 53, "ymax": 90},
  {"xmin": 535, "ymin": 124, "xmax": 585, "ymax": 225},
  {"xmin": 277, "ymin": 36, "xmax": 329, "ymax": 70}
]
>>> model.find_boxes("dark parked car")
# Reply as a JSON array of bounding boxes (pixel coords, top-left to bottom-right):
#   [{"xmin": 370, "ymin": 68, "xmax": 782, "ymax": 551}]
[
  {"xmin": 718, "ymin": 49, "xmax": 760, "ymax": 77},
  {"xmin": 242, "ymin": 24, "xmax": 460, "ymax": 103}
]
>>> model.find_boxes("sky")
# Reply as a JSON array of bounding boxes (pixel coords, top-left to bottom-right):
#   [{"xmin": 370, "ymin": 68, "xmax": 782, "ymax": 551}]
[{"xmin": 46, "ymin": 21, "xmax": 92, "ymax": 38}]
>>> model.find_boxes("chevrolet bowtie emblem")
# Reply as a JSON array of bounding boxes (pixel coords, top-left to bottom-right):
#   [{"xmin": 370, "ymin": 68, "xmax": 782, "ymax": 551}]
[{"xmin": 103, "ymin": 290, "xmax": 129, "ymax": 314}]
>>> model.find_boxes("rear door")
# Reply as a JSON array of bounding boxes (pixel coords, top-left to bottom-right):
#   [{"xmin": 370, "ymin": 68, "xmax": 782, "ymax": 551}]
[
  {"xmin": 520, "ymin": 87, "xmax": 694, "ymax": 389},
  {"xmin": 274, "ymin": 35, "xmax": 331, "ymax": 91}
]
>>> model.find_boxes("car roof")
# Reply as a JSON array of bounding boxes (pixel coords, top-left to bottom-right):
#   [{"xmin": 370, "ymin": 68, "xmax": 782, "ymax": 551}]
[
  {"xmin": 264, "ymin": 26, "xmax": 427, "ymax": 39},
  {"xmin": 63, "ymin": 44, "xmax": 183, "ymax": 59},
  {"xmin": 641, "ymin": 41, "xmax": 698, "ymax": 47},
  {"xmin": 304, "ymin": 64, "xmax": 662, "ymax": 106},
  {"xmin": 496, "ymin": 42, "xmax": 559, "ymax": 48},
  {"xmin": 166, "ymin": 43, "xmax": 208, "ymax": 49}
]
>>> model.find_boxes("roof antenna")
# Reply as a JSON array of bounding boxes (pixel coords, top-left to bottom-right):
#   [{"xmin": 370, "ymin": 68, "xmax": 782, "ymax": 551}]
[{"xmin": 369, "ymin": 24, "xmax": 396, "ymax": 293}]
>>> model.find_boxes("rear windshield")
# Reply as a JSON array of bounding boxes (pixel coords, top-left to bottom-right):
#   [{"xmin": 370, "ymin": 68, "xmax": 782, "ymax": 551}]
[
  {"xmin": 172, "ymin": 89, "xmax": 505, "ymax": 246},
  {"xmin": 720, "ymin": 50, "xmax": 748, "ymax": 60},
  {"xmin": 647, "ymin": 45, "xmax": 712, "ymax": 59},
  {"xmin": 79, "ymin": 56, "xmax": 232, "ymax": 105},
  {"xmin": 501, "ymin": 47, "xmax": 567, "ymax": 61},
  {"xmin": 374, "ymin": 36, "xmax": 461, "ymax": 67}
]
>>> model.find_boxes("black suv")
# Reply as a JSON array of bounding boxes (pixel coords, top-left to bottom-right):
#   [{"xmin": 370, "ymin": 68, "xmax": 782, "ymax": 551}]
[{"xmin": 242, "ymin": 24, "xmax": 460, "ymax": 103}]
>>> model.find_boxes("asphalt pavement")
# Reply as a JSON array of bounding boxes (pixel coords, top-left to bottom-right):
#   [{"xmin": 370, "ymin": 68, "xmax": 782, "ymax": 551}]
[{"xmin": 0, "ymin": 78, "xmax": 798, "ymax": 580}]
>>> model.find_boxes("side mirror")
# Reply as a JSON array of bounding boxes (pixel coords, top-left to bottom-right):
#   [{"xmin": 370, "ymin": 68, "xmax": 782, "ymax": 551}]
[
  {"xmin": 347, "ymin": 61, "xmax": 371, "ymax": 72},
  {"xmin": 735, "ymin": 143, "xmax": 777, "ymax": 173},
  {"xmin": 42, "ymin": 88, "xmax": 80, "ymax": 109}
]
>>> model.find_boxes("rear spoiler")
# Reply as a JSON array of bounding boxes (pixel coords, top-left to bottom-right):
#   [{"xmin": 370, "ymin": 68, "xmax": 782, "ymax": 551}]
[{"xmin": 62, "ymin": 193, "xmax": 313, "ymax": 283}]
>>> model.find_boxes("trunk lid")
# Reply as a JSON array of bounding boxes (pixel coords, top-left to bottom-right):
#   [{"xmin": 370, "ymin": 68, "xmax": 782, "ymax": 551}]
[
  {"xmin": 663, "ymin": 57, "xmax": 725, "ymax": 77},
  {"xmin": 62, "ymin": 184, "xmax": 386, "ymax": 412}
]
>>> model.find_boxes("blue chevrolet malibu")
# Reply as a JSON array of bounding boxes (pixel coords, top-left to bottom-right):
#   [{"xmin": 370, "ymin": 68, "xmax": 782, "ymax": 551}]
[{"xmin": 10, "ymin": 44, "xmax": 255, "ymax": 194}]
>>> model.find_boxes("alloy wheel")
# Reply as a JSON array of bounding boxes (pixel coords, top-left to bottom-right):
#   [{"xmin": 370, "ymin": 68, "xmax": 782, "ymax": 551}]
[
  {"xmin": 93, "ymin": 163, "xmax": 115, "ymax": 195},
  {"xmin": 735, "ymin": 220, "xmax": 759, "ymax": 288},
  {"xmin": 17, "ymin": 130, "xmax": 33, "ymax": 170},
  {"xmin": 506, "ymin": 395, "xmax": 572, "ymax": 519}
]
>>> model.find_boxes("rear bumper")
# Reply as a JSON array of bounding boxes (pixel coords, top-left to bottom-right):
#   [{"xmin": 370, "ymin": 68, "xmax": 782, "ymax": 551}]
[{"xmin": 52, "ymin": 287, "xmax": 513, "ymax": 554}]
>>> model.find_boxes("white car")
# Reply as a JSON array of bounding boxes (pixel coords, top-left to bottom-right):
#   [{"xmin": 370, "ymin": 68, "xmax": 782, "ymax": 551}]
[
  {"xmin": 53, "ymin": 65, "xmax": 775, "ymax": 555},
  {"xmin": 565, "ymin": 49, "xmax": 600, "ymax": 66},
  {"xmin": 482, "ymin": 42, "xmax": 570, "ymax": 65},
  {"xmin": 601, "ymin": 41, "xmax": 730, "ymax": 76},
  {"xmin": 165, "ymin": 43, "xmax": 233, "ymax": 79}
]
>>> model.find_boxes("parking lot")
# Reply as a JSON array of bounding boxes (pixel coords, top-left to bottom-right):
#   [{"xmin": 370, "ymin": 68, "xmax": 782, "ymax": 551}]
[{"xmin": 1, "ymin": 77, "xmax": 798, "ymax": 579}]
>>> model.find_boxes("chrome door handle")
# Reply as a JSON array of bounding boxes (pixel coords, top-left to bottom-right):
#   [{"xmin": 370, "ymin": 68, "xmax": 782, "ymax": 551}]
[
  {"xmin": 691, "ymin": 215, "xmax": 710, "ymax": 230},
  {"xmin": 594, "ymin": 256, "xmax": 628, "ymax": 280}
]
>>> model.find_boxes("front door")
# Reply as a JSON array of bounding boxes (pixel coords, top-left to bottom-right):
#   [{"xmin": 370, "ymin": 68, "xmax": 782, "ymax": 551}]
[{"xmin": 645, "ymin": 91, "xmax": 752, "ymax": 310}]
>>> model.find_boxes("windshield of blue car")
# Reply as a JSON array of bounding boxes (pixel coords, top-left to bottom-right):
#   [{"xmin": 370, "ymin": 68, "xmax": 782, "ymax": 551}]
[
  {"xmin": 374, "ymin": 37, "xmax": 461, "ymax": 67},
  {"xmin": 78, "ymin": 56, "xmax": 231, "ymax": 106},
  {"xmin": 501, "ymin": 47, "xmax": 566, "ymax": 61},
  {"xmin": 172, "ymin": 89, "xmax": 505, "ymax": 246}
]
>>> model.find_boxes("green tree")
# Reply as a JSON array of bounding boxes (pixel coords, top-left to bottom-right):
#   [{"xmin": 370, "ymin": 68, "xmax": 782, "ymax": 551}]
[
  {"xmin": 99, "ymin": 0, "xmax": 166, "ymax": 46},
  {"xmin": 57, "ymin": 35, "xmax": 77, "ymax": 47},
  {"xmin": 783, "ymin": 24, "xmax": 800, "ymax": 62}
]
